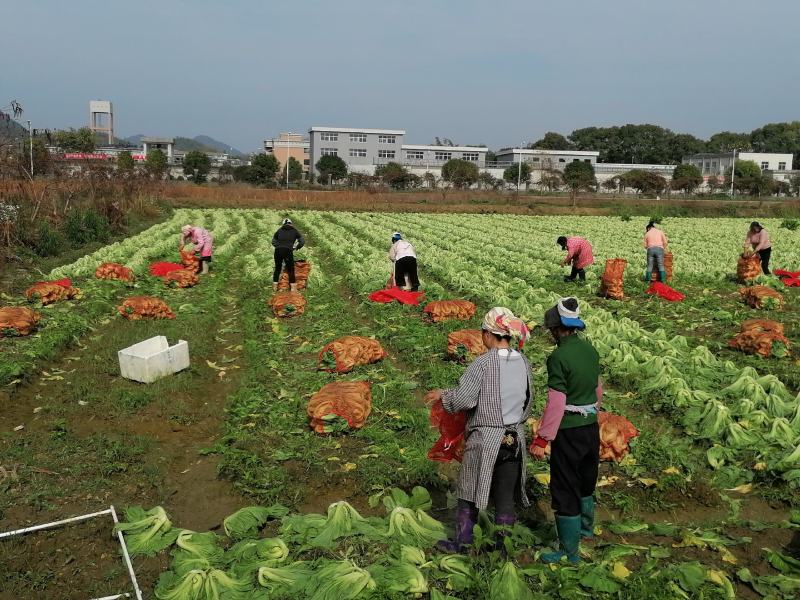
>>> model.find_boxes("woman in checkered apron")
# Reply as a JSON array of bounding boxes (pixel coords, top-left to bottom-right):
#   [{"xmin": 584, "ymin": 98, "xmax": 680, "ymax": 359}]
[{"xmin": 426, "ymin": 307, "xmax": 532, "ymax": 553}]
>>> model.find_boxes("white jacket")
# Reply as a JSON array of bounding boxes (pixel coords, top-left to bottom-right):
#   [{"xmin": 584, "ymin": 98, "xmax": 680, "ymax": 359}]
[{"xmin": 388, "ymin": 240, "xmax": 416, "ymax": 262}]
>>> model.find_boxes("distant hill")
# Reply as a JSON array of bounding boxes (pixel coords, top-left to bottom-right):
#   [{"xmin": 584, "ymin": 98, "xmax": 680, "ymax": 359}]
[
  {"xmin": 124, "ymin": 134, "xmax": 244, "ymax": 157},
  {"xmin": 0, "ymin": 118, "xmax": 27, "ymax": 141}
]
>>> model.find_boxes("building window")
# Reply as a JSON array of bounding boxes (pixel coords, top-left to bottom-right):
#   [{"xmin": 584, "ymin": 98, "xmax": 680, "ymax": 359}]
[
  {"xmin": 320, "ymin": 132, "xmax": 338, "ymax": 141},
  {"xmin": 434, "ymin": 151, "xmax": 452, "ymax": 161},
  {"xmin": 406, "ymin": 151, "xmax": 424, "ymax": 160},
  {"xmin": 303, "ymin": 159, "xmax": 309, "ymax": 166},
  {"xmin": 463, "ymin": 152, "xmax": 479, "ymax": 162},
  {"xmin": 779, "ymin": 162, "xmax": 787, "ymax": 170},
  {"xmin": 349, "ymin": 133, "xmax": 367, "ymax": 143},
  {"xmin": 304, "ymin": 148, "xmax": 309, "ymax": 154},
  {"xmin": 558, "ymin": 158, "xmax": 566, "ymax": 163},
  {"xmin": 378, "ymin": 150, "xmax": 395, "ymax": 159},
  {"xmin": 573, "ymin": 158, "xmax": 580, "ymax": 162},
  {"xmin": 761, "ymin": 161, "xmax": 769, "ymax": 170},
  {"xmin": 349, "ymin": 148, "xmax": 367, "ymax": 158},
  {"xmin": 321, "ymin": 148, "xmax": 338, "ymax": 156},
  {"xmin": 584, "ymin": 159, "xmax": 591, "ymax": 163},
  {"xmin": 378, "ymin": 135, "xmax": 396, "ymax": 144},
  {"xmin": 711, "ymin": 161, "xmax": 717, "ymax": 171}
]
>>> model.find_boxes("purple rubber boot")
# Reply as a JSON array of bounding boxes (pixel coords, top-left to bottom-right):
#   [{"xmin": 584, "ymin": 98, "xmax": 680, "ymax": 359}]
[
  {"xmin": 437, "ymin": 501, "xmax": 478, "ymax": 553},
  {"xmin": 495, "ymin": 513, "xmax": 516, "ymax": 551}
]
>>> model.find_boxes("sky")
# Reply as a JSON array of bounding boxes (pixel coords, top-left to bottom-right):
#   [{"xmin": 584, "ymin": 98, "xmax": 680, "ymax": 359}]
[{"xmin": 3, "ymin": 0, "xmax": 799, "ymax": 152}]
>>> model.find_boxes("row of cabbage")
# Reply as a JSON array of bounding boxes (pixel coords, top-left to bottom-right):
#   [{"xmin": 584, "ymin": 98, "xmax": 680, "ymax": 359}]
[{"xmin": 300, "ymin": 211, "xmax": 799, "ymax": 487}]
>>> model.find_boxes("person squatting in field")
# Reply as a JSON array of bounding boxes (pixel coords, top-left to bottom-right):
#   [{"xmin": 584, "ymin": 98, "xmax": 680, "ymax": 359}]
[
  {"xmin": 272, "ymin": 218, "xmax": 305, "ymax": 291},
  {"xmin": 180, "ymin": 224, "xmax": 213, "ymax": 274},
  {"xmin": 643, "ymin": 221, "xmax": 669, "ymax": 282},
  {"xmin": 388, "ymin": 231, "xmax": 420, "ymax": 291},
  {"xmin": 531, "ymin": 297, "xmax": 602, "ymax": 564},
  {"xmin": 425, "ymin": 307, "xmax": 532, "ymax": 553},
  {"xmin": 557, "ymin": 235, "xmax": 594, "ymax": 282},
  {"xmin": 744, "ymin": 221, "xmax": 772, "ymax": 275}
]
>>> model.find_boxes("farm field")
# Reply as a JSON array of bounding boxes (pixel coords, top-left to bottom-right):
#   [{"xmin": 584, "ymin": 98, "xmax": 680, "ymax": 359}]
[{"xmin": 1, "ymin": 208, "xmax": 800, "ymax": 599}]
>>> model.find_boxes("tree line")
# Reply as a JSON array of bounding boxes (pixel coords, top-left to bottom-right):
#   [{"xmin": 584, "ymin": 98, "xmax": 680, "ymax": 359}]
[{"xmin": 530, "ymin": 122, "xmax": 800, "ymax": 165}]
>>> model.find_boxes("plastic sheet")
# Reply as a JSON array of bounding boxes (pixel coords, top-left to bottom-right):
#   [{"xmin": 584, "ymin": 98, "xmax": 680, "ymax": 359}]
[
  {"xmin": 368, "ymin": 287, "xmax": 425, "ymax": 305},
  {"xmin": 427, "ymin": 399, "xmax": 466, "ymax": 463},
  {"xmin": 646, "ymin": 282, "xmax": 685, "ymax": 302}
]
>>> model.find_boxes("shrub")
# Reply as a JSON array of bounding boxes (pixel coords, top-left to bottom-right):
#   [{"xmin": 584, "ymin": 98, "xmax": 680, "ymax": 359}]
[
  {"xmin": 33, "ymin": 222, "xmax": 65, "ymax": 256},
  {"xmin": 780, "ymin": 218, "xmax": 799, "ymax": 231},
  {"xmin": 65, "ymin": 209, "xmax": 111, "ymax": 245}
]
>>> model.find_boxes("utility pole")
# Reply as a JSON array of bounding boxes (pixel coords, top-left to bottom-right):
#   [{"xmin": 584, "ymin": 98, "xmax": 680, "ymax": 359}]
[
  {"xmin": 730, "ymin": 148, "xmax": 737, "ymax": 196},
  {"xmin": 285, "ymin": 133, "xmax": 291, "ymax": 188},
  {"xmin": 27, "ymin": 120, "xmax": 33, "ymax": 177},
  {"xmin": 517, "ymin": 142, "xmax": 526, "ymax": 191}
]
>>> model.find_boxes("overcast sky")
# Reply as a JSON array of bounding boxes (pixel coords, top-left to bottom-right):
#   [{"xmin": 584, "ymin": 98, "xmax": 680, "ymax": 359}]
[{"xmin": 3, "ymin": 0, "xmax": 798, "ymax": 152}]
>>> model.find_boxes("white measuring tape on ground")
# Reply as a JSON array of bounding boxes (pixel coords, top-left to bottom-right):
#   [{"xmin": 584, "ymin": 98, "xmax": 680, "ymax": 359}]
[{"xmin": 0, "ymin": 505, "xmax": 144, "ymax": 600}]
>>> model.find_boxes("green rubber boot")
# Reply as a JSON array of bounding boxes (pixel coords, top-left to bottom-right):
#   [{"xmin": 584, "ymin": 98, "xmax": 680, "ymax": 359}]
[
  {"xmin": 580, "ymin": 496, "xmax": 595, "ymax": 539},
  {"xmin": 541, "ymin": 515, "xmax": 581, "ymax": 564},
  {"xmin": 659, "ymin": 270, "xmax": 667, "ymax": 283},
  {"xmin": 643, "ymin": 270, "xmax": 651, "ymax": 282}
]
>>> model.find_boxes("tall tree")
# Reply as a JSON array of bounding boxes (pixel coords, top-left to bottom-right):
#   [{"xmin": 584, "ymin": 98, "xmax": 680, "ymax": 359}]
[
  {"xmin": 502, "ymin": 162, "xmax": 531, "ymax": 189},
  {"xmin": 284, "ymin": 156, "xmax": 303, "ymax": 184},
  {"xmin": 249, "ymin": 153, "xmax": 280, "ymax": 185},
  {"xmin": 183, "ymin": 151, "xmax": 211, "ymax": 183},
  {"xmin": 316, "ymin": 155, "xmax": 348, "ymax": 183},
  {"xmin": 145, "ymin": 149, "xmax": 168, "ymax": 179},
  {"xmin": 671, "ymin": 163, "xmax": 703, "ymax": 195},
  {"xmin": 619, "ymin": 170, "xmax": 667, "ymax": 196},
  {"xmin": 375, "ymin": 162, "xmax": 418, "ymax": 189},
  {"xmin": 562, "ymin": 161, "xmax": 596, "ymax": 206},
  {"xmin": 441, "ymin": 159, "xmax": 479, "ymax": 189},
  {"xmin": 705, "ymin": 131, "xmax": 751, "ymax": 153},
  {"xmin": 750, "ymin": 121, "xmax": 800, "ymax": 165},
  {"xmin": 54, "ymin": 127, "xmax": 96, "ymax": 152},
  {"xmin": 532, "ymin": 132, "xmax": 572, "ymax": 150}
]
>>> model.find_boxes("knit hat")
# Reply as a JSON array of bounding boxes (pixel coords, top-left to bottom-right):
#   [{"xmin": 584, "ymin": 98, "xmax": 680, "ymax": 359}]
[
  {"xmin": 392, "ymin": 231, "xmax": 402, "ymax": 241},
  {"xmin": 282, "ymin": 218, "xmax": 293, "ymax": 225},
  {"xmin": 543, "ymin": 297, "xmax": 585, "ymax": 330},
  {"xmin": 482, "ymin": 307, "xmax": 529, "ymax": 348}
]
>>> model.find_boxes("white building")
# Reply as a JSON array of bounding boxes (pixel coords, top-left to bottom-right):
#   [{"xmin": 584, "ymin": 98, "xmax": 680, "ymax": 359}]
[
  {"xmin": 683, "ymin": 152, "xmax": 793, "ymax": 176},
  {"xmin": 493, "ymin": 148, "xmax": 600, "ymax": 169}
]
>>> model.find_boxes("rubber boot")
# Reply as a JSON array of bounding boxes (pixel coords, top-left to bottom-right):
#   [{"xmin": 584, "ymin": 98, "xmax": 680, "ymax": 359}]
[
  {"xmin": 272, "ymin": 282, "xmax": 278, "ymax": 292},
  {"xmin": 659, "ymin": 270, "xmax": 667, "ymax": 283},
  {"xmin": 580, "ymin": 497, "xmax": 595, "ymax": 539},
  {"xmin": 437, "ymin": 501, "xmax": 478, "ymax": 553},
  {"xmin": 290, "ymin": 283, "xmax": 298, "ymax": 292},
  {"xmin": 494, "ymin": 513, "xmax": 516, "ymax": 552},
  {"xmin": 541, "ymin": 515, "xmax": 581, "ymax": 564},
  {"xmin": 201, "ymin": 261, "xmax": 210, "ymax": 275},
  {"xmin": 643, "ymin": 270, "xmax": 651, "ymax": 282}
]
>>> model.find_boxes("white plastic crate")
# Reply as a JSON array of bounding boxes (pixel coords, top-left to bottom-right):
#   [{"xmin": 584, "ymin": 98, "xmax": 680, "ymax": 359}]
[{"xmin": 118, "ymin": 336, "xmax": 189, "ymax": 383}]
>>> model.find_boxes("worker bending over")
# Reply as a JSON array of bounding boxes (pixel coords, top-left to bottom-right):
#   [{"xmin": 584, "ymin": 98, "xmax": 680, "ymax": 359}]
[
  {"xmin": 180, "ymin": 224, "xmax": 214, "ymax": 275},
  {"xmin": 272, "ymin": 218, "xmax": 305, "ymax": 292},
  {"xmin": 557, "ymin": 236, "xmax": 594, "ymax": 282},
  {"xmin": 644, "ymin": 221, "xmax": 668, "ymax": 282},
  {"xmin": 744, "ymin": 221, "xmax": 772, "ymax": 275},
  {"xmin": 388, "ymin": 232, "xmax": 420, "ymax": 291}
]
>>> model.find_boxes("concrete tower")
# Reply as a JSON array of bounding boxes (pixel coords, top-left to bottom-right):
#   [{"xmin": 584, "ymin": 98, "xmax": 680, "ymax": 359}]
[{"xmin": 89, "ymin": 100, "xmax": 114, "ymax": 144}]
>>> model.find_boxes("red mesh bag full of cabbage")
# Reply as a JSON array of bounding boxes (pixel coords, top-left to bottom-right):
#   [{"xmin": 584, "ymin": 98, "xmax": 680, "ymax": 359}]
[{"xmin": 427, "ymin": 398, "xmax": 466, "ymax": 462}]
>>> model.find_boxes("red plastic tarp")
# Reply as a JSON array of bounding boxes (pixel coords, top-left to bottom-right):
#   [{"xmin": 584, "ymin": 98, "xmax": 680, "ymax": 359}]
[
  {"xmin": 149, "ymin": 262, "xmax": 184, "ymax": 276},
  {"xmin": 646, "ymin": 282, "xmax": 685, "ymax": 302},
  {"xmin": 35, "ymin": 278, "xmax": 72, "ymax": 288},
  {"xmin": 368, "ymin": 287, "xmax": 425, "ymax": 306},
  {"xmin": 775, "ymin": 269, "xmax": 800, "ymax": 287},
  {"xmin": 427, "ymin": 398, "xmax": 466, "ymax": 463}
]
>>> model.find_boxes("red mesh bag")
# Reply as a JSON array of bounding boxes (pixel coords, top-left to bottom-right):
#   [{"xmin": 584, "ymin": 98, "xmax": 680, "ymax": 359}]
[
  {"xmin": 598, "ymin": 412, "xmax": 639, "ymax": 462},
  {"xmin": 96, "ymin": 262, "xmax": 134, "ymax": 282},
  {"xmin": 424, "ymin": 300, "xmax": 476, "ymax": 323},
  {"xmin": 446, "ymin": 329, "xmax": 486, "ymax": 361},
  {"xmin": 149, "ymin": 262, "xmax": 184, "ymax": 276},
  {"xmin": 307, "ymin": 381, "xmax": 372, "ymax": 434},
  {"xmin": 34, "ymin": 278, "xmax": 72, "ymax": 288},
  {"xmin": 0, "ymin": 307, "xmax": 41, "ymax": 336},
  {"xmin": 318, "ymin": 336, "xmax": 387, "ymax": 373},
  {"xmin": 737, "ymin": 253, "xmax": 762, "ymax": 282},
  {"xmin": 427, "ymin": 398, "xmax": 466, "ymax": 462},
  {"xmin": 180, "ymin": 250, "xmax": 200, "ymax": 272},
  {"xmin": 775, "ymin": 269, "xmax": 800, "ymax": 287},
  {"xmin": 25, "ymin": 282, "xmax": 80, "ymax": 305},
  {"xmin": 739, "ymin": 285, "xmax": 783, "ymax": 310},
  {"xmin": 650, "ymin": 252, "xmax": 674, "ymax": 281},
  {"xmin": 163, "ymin": 269, "xmax": 199, "ymax": 288},
  {"xmin": 278, "ymin": 260, "xmax": 312, "ymax": 291},
  {"xmin": 647, "ymin": 282, "xmax": 685, "ymax": 302},
  {"xmin": 269, "ymin": 291, "xmax": 306, "ymax": 318},
  {"xmin": 729, "ymin": 319, "xmax": 790, "ymax": 358},
  {"xmin": 599, "ymin": 258, "xmax": 627, "ymax": 300},
  {"xmin": 368, "ymin": 288, "xmax": 425, "ymax": 305},
  {"xmin": 118, "ymin": 296, "xmax": 175, "ymax": 320}
]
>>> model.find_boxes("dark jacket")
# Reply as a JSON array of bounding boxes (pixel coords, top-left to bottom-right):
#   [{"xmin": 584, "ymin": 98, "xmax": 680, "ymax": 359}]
[{"xmin": 272, "ymin": 225, "xmax": 305, "ymax": 250}]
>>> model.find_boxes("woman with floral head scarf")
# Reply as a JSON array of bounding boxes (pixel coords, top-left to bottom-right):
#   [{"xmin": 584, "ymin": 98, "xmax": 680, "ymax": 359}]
[{"xmin": 426, "ymin": 307, "xmax": 533, "ymax": 552}]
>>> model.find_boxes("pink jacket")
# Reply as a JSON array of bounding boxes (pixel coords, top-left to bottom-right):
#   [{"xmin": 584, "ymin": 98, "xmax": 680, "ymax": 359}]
[
  {"xmin": 745, "ymin": 229, "xmax": 771, "ymax": 252},
  {"xmin": 564, "ymin": 237, "xmax": 594, "ymax": 269}
]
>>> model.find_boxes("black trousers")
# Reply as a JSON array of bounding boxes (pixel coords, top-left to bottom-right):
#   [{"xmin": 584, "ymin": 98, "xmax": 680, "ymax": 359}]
[
  {"xmin": 489, "ymin": 444, "xmax": 521, "ymax": 516},
  {"xmin": 394, "ymin": 256, "xmax": 420, "ymax": 290},
  {"xmin": 273, "ymin": 248, "xmax": 295, "ymax": 283},
  {"xmin": 567, "ymin": 266, "xmax": 586, "ymax": 281},
  {"xmin": 758, "ymin": 248, "xmax": 771, "ymax": 275},
  {"xmin": 550, "ymin": 423, "xmax": 599, "ymax": 517}
]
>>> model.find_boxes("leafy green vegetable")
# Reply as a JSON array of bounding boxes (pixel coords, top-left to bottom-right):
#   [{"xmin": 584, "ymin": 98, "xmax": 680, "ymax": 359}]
[
  {"xmin": 578, "ymin": 565, "xmax": 621, "ymax": 593},
  {"xmin": 223, "ymin": 505, "xmax": 289, "ymax": 540},
  {"xmin": 226, "ymin": 538, "xmax": 289, "ymax": 577},
  {"xmin": 607, "ymin": 519, "xmax": 648, "ymax": 535},
  {"xmin": 256, "ymin": 562, "xmax": 312, "ymax": 595},
  {"xmin": 306, "ymin": 560, "xmax": 376, "ymax": 600},
  {"xmin": 376, "ymin": 486, "xmax": 433, "ymax": 512},
  {"xmin": 154, "ymin": 568, "xmax": 253, "ymax": 600},
  {"xmin": 765, "ymin": 548, "xmax": 800, "ymax": 575},
  {"xmin": 371, "ymin": 560, "xmax": 428, "ymax": 594},
  {"xmin": 310, "ymin": 501, "xmax": 381, "ymax": 548},
  {"xmin": 172, "ymin": 531, "xmax": 224, "ymax": 575},
  {"xmin": 386, "ymin": 506, "xmax": 446, "ymax": 546},
  {"xmin": 438, "ymin": 555, "xmax": 473, "ymax": 591},
  {"xmin": 114, "ymin": 505, "xmax": 179, "ymax": 557},
  {"xmin": 671, "ymin": 561, "xmax": 706, "ymax": 593},
  {"xmin": 489, "ymin": 561, "xmax": 535, "ymax": 599}
]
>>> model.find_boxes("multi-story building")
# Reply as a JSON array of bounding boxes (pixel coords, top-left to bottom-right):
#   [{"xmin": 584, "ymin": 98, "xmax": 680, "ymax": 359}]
[
  {"xmin": 309, "ymin": 126, "xmax": 406, "ymax": 177},
  {"xmin": 396, "ymin": 145, "xmax": 488, "ymax": 168},
  {"xmin": 683, "ymin": 152, "xmax": 794, "ymax": 176},
  {"xmin": 493, "ymin": 148, "xmax": 599, "ymax": 169},
  {"xmin": 264, "ymin": 132, "xmax": 311, "ymax": 173}
]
